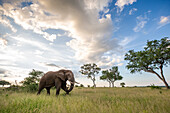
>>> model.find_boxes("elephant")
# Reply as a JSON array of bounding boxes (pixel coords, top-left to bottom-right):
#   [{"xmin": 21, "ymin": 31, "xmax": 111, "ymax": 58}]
[{"xmin": 37, "ymin": 69, "xmax": 76, "ymax": 95}]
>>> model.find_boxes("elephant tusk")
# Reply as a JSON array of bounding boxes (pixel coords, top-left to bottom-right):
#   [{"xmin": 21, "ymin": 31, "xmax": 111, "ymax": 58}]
[
  {"xmin": 68, "ymin": 81, "xmax": 80, "ymax": 84},
  {"xmin": 74, "ymin": 81, "xmax": 80, "ymax": 84}
]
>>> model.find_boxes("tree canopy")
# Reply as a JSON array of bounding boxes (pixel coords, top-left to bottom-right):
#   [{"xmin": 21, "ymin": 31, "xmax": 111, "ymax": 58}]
[
  {"xmin": 79, "ymin": 63, "xmax": 101, "ymax": 87},
  {"xmin": 20, "ymin": 69, "xmax": 44, "ymax": 86},
  {"xmin": 0, "ymin": 80, "xmax": 11, "ymax": 86},
  {"xmin": 100, "ymin": 66, "xmax": 123, "ymax": 87},
  {"xmin": 124, "ymin": 37, "xmax": 170, "ymax": 89},
  {"xmin": 120, "ymin": 82, "xmax": 125, "ymax": 87}
]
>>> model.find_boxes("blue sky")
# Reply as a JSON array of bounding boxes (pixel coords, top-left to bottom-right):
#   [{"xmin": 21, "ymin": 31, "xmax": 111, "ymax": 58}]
[{"xmin": 0, "ymin": 0, "xmax": 170, "ymax": 87}]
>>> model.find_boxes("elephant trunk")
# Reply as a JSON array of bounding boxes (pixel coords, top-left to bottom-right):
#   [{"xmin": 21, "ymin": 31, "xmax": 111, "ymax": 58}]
[
  {"xmin": 65, "ymin": 77, "xmax": 75, "ymax": 93},
  {"xmin": 66, "ymin": 82, "xmax": 74, "ymax": 93}
]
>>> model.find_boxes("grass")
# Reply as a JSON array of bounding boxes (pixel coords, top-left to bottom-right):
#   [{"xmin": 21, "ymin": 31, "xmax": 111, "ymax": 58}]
[{"xmin": 0, "ymin": 87, "xmax": 170, "ymax": 113}]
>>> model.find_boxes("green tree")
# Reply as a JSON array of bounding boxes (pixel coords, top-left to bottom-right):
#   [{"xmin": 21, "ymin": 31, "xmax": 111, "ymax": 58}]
[
  {"xmin": 124, "ymin": 37, "xmax": 170, "ymax": 89},
  {"xmin": 100, "ymin": 66, "xmax": 123, "ymax": 87},
  {"xmin": 100, "ymin": 70, "xmax": 112, "ymax": 87},
  {"xmin": 120, "ymin": 82, "xmax": 125, "ymax": 87},
  {"xmin": 80, "ymin": 84, "xmax": 84, "ymax": 87},
  {"xmin": 80, "ymin": 63, "xmax": 101, "ymax": 88},
  {"xmin": 20, "ymin": 69, "xmax": 44, "ymax": 91},
  {"xmin": 0, "ymin": 80, "xmax": 11, "ymax": 87}
]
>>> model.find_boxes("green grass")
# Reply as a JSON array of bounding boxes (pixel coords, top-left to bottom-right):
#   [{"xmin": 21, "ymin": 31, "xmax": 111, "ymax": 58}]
[{"xmin": 0, "ymin": 87, "xmax": 170, "ymax": 113}]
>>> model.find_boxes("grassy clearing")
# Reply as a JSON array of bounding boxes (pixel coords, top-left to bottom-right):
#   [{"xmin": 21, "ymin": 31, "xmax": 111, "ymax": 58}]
[{"xmin": 0, "ymin": 87, "xmax": 170, "ymax": 113}]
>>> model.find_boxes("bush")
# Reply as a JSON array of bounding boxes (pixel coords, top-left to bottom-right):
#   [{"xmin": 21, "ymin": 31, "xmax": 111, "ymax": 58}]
[
  {"xmin": 150, "ymin": 84, "xmax": 161, "ymax": 89},
  {"xmin": 87, "ymin": 85, "xmax": 90, "ymax": 87},
  {"xmin": 80, "ymin": 84, "xmax": 84, "ymax": 87},
  {"xmin": 5, "ymin": 85, "xmax": 19, "ymax": 91},
  {"xmin": 24, "ymin": 83, "xmax": 38, "ymax": 92},
  {"xmin": 75, "ymin": 85, "xmax": 79, "ymax": 87}
]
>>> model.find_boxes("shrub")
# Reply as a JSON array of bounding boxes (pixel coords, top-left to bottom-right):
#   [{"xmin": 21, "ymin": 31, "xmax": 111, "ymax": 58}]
[
  {"xmin": 75, "ymin": 85, "xmax": 79, "ymax": 87},
  {"xmin": 80, "ymin": 84, "xmax": 84, "ymax": 87},
  {"xmin": 150, "ymin": 84, "xmax": 161, "ymax": 89},
  {"xmin": 25, "ymin": 83, "xmax": 38, "ymax": 92}
]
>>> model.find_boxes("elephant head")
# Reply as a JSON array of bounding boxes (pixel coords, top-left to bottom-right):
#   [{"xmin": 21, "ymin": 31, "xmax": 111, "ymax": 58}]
[{"xmin": 57, "ymin": 69, "xmax": 76, "ymax": 93}]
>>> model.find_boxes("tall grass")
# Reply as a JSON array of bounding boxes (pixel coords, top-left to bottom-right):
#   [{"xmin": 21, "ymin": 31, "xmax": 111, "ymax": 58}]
[{"xmin": 0, "ymin": 87, "xmax": 170, "ymax": 113}]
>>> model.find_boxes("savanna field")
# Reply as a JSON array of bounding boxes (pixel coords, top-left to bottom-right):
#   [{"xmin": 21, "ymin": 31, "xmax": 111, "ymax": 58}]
[{"xmin": 0, "ymin": 87, "xmax": 170, "ymax": 113}]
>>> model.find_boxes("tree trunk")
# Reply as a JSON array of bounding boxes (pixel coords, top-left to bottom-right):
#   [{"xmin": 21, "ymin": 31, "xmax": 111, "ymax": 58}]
[
  {"xmin": 160, "ymin": 65, "xmax": 169, "ymax": 89},
  {"xmin": 111, "ymin": 81, "xmax": 115, "ymax": 87},
  {"xmin": 147, "ymin": 69, "xmax": 169, "ymax": 89},
  {"xmin": 91, "ymin": 74, "xmax": 96, "ymax": 88},
  {"xmin": 109, "ymin": 82, "xmax": 111, "ymax": 87},
  {"xmin": 107, "ymin": 80, "xmax": 111, "ymax": 87},
  {"xmin": 162, "ymin": 79, "xmax": 170, "ymax": 89},
  {"xmin": 92, "ymin": 80, "xmax": 96, "ymax": 88},
  {"xmin": 93, "ymin": 80, "xmax": 96, "ymax": 88}
]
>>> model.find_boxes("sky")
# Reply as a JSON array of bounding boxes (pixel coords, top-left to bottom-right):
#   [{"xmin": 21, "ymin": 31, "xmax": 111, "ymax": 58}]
[{"xmin": 0, "ymin": 0, "xmax": 170, "ymax": 87}]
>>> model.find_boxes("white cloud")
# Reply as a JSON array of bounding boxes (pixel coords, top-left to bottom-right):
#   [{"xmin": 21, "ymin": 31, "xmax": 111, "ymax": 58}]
[
  {"xmin": 133, "ymin": 20, "xmax": 147, "ymax": 32},
  {"xmin": 129, "ymin": 8, "xmax": 137, "ymax": 15},
  {"xmin": 35, "ymin": 62, "xmax": 67, "ymax": 71},
  {"xmin": 0, "ymin": 16, "xmax": 17, "ymax": 32},
  {"xmin": 0, "ymin": 37, "xmax": 8, "ymax": 49},
  {"xmin": 0, "ymin": 66, "xmax": 31, "ymax": 84},
  {"xmin": 0, "ymin": 47, "xmax": 24, "ymax": 63},
  {"xmin": 36, "ymin": 0, "xmax": 123, "ymax": 65},
  {"xmin": 157, "ymin": 16, "xmax": 170, "ymax": 29},
  {"xmin": 115, "ymin": 0, "xmax": 137, "ymax": 12},
  {"xmin": 0, "ymin": 0, "xmax": 124, "ymax": 68},
  {"xmin": 35, "ymin": 50, "xmax": 44, "ymax": 55},
  {"xmin": 84, "ymin": 0, "xmax": 111, "ymax": 11},
  {"xmin": 159, "ymin": 16, "xmax": 170, "ymax": 24},
  {"xmin": 120, "ymin": 37, "xmax": 135, "ymax": 46},
  {"xmin": 133, "ymin": 11, "xmax": 150, "ymax": 32},
  {"xmin": 11, "ymin": 36, "xmax": 52, "ymax": 51}
]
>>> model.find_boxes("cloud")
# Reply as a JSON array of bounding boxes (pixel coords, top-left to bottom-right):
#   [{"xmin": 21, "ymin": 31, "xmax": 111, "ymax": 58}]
[
  {"xmin": 45, "ymin": 63, "xmax": 60, "ymax": 68},
  {"xmin": 11, "ymin": 36, "xmax": 53, "ymax": 51},
  {"xmin": 0, "ymin": 2, "xmax": 56, "ymax": 41},
  {"xmin": 0, "ymin": 37, "xmax": 8, "ymax": 49},
  {"xmin": 159, "ymin": 16, "xmax": 170, "ymax": 24},
  {"xmin": 0, "ymin": 15, "xmax": 17, "ymax": 32},
  {"xmin": 133, "ymin": 11, "xmax": 150, "ymax": 32},
  {"xmin": 0, "ymin": 0, "xmax": 124, "ymax": 68},
  {"xmin": 35, "ymin": 50, "xmax": 44, "ymax": 55},
  {"xmin": 115, "ymin": 0, "xmax": 137, "ymax": 12},
  {"xmin": 0, "ymin": 68, "xmax": 7, "ymax": 74},
  {"xmin": 157, "ymin": 16, "xmax": 170, "ymax": 29},
  {"xmin": 36, "ymin": 62, "xmax": 67, "ymax": 71},
  {"xmin": 129, "ymin": 8, "xmax": 137, "ymax": 15},
  {"xmin": 120, "ymin": 37, "xmax": 135, "ymax": 46},
  {"xmin": 37, "ymin": 0, "xmax": 123, "ymax": 65}
]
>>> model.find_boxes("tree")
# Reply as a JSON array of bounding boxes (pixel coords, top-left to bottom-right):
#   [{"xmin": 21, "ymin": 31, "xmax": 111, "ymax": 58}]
[
  {"xmin": 20, "ymin": 69, "xmax": 44, "ymax": 91},
  {"xmin": 100, "ymin": 66, "xmax": 123, "ymax": 87},
  {"xmin": 0, "ymin": 80, "xmax": 11, "ymax": 87},
  {"xmin": 80, "ymin": 84, "xmax": 84, "ymax": 87},
  {"xmin": 124, "ymin": 37, "xmax": 170, "ymax": 89},
  {"xmin": 21, "ymin": 69, "xmax": 44, "ymax": 86},
  {"xmin": 80, "ymin": 63, "xmax": 101, "ymax": 88},
  {"xmin": 100, "ymin": 71, "xmax": 112, "ymax": 87},
  {"xmin": 120, "ymin": 82, "xmax": 125, "ymax": 87}
]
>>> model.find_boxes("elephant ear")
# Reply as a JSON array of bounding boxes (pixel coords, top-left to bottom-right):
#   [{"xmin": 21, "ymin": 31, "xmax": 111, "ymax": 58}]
[
  {"xmin": 65, "ymin": 71, "xmax": 73, "ymax": 79},
  {"xmin": 57, "ymin": 71, "xmax": 66, "ymax": 81}
]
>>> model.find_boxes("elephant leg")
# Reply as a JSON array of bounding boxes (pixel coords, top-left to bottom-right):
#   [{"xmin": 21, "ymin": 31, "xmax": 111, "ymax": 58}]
[
  {"xmin": 46, "ymin": 87, "xmax": 51, "ymax": 95},
  {"xmin": 55, "ymin": 79, "xmax": 62, "ymax": 95}
]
